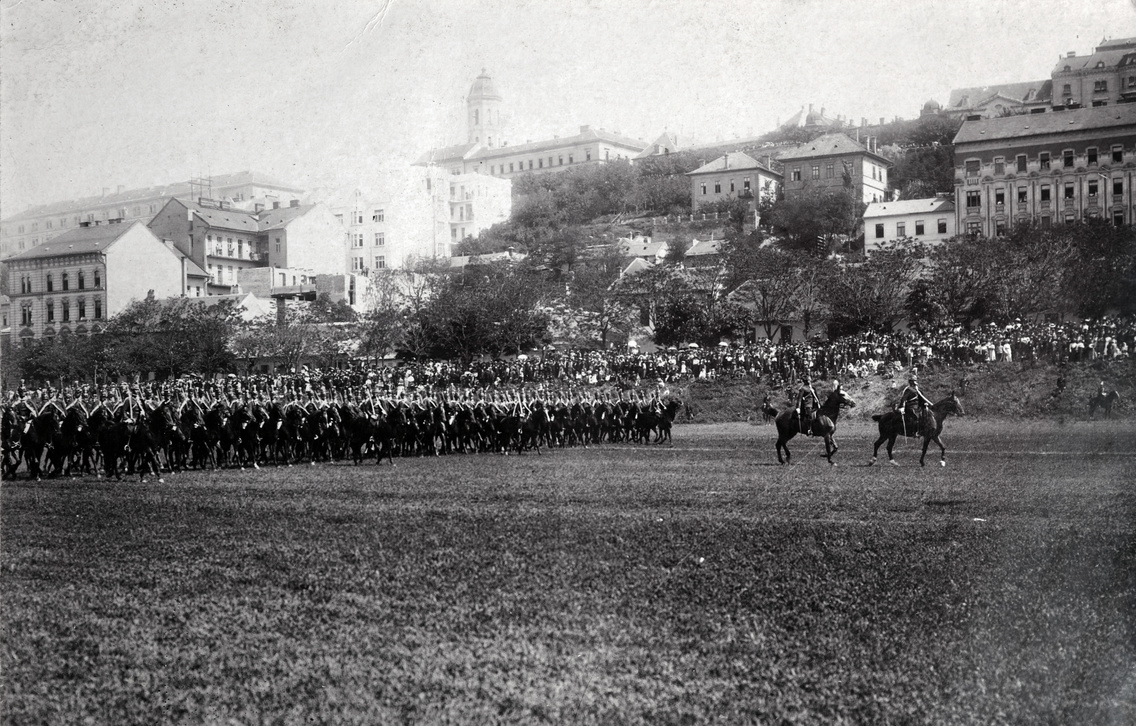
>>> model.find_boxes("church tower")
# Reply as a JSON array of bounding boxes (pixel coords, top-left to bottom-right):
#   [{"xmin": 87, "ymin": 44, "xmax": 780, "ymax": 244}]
[{"xmin": 467, "ymin": 69, "xmax": 504, "ymax": 148}]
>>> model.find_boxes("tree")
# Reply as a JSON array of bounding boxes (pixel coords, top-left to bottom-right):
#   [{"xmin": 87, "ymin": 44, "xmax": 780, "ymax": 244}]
[
  {"xmin": 823, "ymin": 242, "xmax": 923, "ymax": 336},
  {"xmin": 770, "ymin": 186, "xmax": 864, "ymax": 254},
  {"xmin": 889, "ymin": 145, "xmax": 956, "ymax": 198},
  {"xmin": 103, "ymin": 294, "xmax": 241, "ymax": 379},
  {"xmin": 724, "ymin": 246, "xmax": 799, "ymax": 339}
]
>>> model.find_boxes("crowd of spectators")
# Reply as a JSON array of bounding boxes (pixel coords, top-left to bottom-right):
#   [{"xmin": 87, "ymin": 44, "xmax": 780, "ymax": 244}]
[{"xmin": 10, "ymin": 318, "xmax": 1134, "ymax": 402}]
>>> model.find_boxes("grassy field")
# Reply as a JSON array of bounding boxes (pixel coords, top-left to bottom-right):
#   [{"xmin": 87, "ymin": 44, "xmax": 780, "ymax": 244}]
[{"xmin": 2, "ymin": 420, "xmax": 1134, "ymax": 724}]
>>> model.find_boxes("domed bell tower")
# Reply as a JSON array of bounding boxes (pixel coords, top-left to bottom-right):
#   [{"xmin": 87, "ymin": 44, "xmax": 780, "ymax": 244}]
[{"xmin": 467, "ymin": 68, "xmax": 504, "ymax": 148}]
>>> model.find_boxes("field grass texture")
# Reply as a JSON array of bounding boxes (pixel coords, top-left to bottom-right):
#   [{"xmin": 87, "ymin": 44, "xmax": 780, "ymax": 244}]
[{"xmin": 2, "ymin": 421, "xmax": 1134, "ymax": 724}]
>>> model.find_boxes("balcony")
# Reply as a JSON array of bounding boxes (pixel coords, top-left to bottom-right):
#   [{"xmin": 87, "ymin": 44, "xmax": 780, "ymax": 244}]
[{"xmin": 1017, "ymin": 202, "xmax": 1029, "ymax": 212}]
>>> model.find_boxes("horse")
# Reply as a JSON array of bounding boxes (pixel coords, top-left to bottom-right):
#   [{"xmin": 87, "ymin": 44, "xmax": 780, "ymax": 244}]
[
  {"xmin": 869, "ymin": 392, "xmax": 965, "ymax": 467},
  {"xmin": 2, "ymin": 405, "xmax": 25, "ymax": 478},
  {"xmin": 774, "ymin": 387, "xmax": 856, "ymax": 465},
  {"xmin": 760, "ymin": 394, "xmax": 777, "ymax": 424},
  {"xmin": 1089, "ymin": 390, "xmax": 1121, "ymax": 419}
]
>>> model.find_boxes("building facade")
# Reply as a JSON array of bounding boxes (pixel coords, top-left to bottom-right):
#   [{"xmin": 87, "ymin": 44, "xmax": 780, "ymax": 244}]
[
  {"xmin": 1051, "ymin": 37, "xmax": 1136, "ymax": 109},
  {"xmin": 5, "ymin": 221, "xmax": 187, "ymax": 344},
  {"xmin": 148, "ymin": 198, "xmax": 347, "ymax": 295},
  {"xmin": 687, "ymin": 152, "xmax": 782, "ymax": 212},
  {"xmin": 0, "ymin": 171, "xmax": 304, "ymax": 261},
  {"xmin": 863, "ymin": 198, "xmax": 956, "ymax": 254},
  {"xmin": 416, "ymin": 71, "xmax": 648, "ymax": 179},
  {"xmin": 776, "ymin": 132, "xmax": 891, "ymax": 204},
  {"xmin": 952, "ymin": 104, "xmax": 1136, "ymax": 237}
]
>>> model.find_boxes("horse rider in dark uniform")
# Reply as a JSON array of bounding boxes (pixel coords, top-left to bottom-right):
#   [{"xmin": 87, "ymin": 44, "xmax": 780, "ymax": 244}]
[
  {"xmin": 797, "ymin": 375, "xmax": 820, "ymax": 435},
  {"xmin": 897, "ymin": 374, "xmax": 933, "ymax": 435}
]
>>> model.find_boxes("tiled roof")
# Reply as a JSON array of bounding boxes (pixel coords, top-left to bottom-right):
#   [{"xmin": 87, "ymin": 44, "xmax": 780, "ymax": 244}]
[
  {"xmin": 953, "ymin": 104, "xmax": 1136, "ymax": 145},
  {"xmin": 775, "ymin": 132, "xmax": 890, "ymax": 164},
  {"xmin": 685, "ymin": 237, "xmax": 723, "ymax": 256},
  {"xmin": 414, "ymin": 142, "xmax": 480, "ymax": 166},
  {"xmin": 257, "ymin": 204, "xmax": 317, "ymax": 231},
  {"xmin": 1052, "ymin": 42, "xmax": 1136, "ymax": 75},
  {"xmin": 864, "ymin": 198, "xmax": 955, "ymax": 219},
  {"xmin": 469, "ymin": 127, "xmax": 647, "ymax": 160},
  {"xmin": 947, "ymin": 80, "xmax": 1051, "ymax": 110},
  {"xmin": 687, "ymin": 152, "xmax": 779, "ymax": 177},
  {"xmin": 3, "ymin": 171, "xmax": 303, "ymax": 223},
  {"xmin": 186, "ymin": 201, "xmax": 261, "ymax": 232},
  {"xmin": 4, "ymin": 221, "xmax": 141, "ymax": 260}
]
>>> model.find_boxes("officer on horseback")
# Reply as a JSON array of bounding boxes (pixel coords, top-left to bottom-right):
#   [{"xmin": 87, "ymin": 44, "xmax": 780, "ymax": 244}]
[
  {"xmin": 798, "ymin": 375, "xmax": 820, "ymax": 435},
  {"xmin": 897, "ymin": 373, "xmax": 933, "ymax": 433}
]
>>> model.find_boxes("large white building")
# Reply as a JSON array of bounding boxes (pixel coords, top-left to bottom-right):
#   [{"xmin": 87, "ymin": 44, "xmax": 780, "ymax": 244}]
[
  {"xmin": 416, "ymin": 70, "xmax": 648, "ymax": 180},
  {"xmin": 333, "ymin": 166, "xmax": 511, "ymax": 270}
]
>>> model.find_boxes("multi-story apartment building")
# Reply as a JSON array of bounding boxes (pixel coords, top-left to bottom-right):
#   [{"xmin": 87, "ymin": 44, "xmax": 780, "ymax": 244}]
[
  {"xmin": 148, "ymin": 198, "xmax": 346, "ymax": 294},
  {"xmin": 687, "ymin": 152, "xmax": 782, "ymax": 213},
  {"xmin": 5, "ymin": 221, "xmax": 191, "ymax": 344},
  {"xmin": 863, "ymin": 198, "xmax": 956, "ymax": 253},
  {"xmin": 1051, "ymin": 37, "xmax": 1136, "ymax": 109},
  {"xmin": 952, "ymin": 104, "xmax": 1136, "ymax": 237},
  {"xmin": 0, "ymin": 171, "xmax": 304, "ymax": 261},
  {"xmin": 335, "ymin": 167, "xmax": 510, "ymax": 270},
  {"xmin": 416, "ymin": 70, "xmax": 647, "ymax": 179},
  {"xmin": 777, "ymin": 132, "xmax": 892, "ymax": 204}
]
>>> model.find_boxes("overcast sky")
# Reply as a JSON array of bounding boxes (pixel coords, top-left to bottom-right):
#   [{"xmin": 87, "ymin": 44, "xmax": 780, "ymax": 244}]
[{"xmin": 2, "ymin": 0, "xmax": 1133, "ymax": 214}]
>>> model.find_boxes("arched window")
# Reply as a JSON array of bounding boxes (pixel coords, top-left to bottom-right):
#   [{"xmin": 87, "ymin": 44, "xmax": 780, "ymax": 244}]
[
  {"xmin": 93, "ymin": 269, "xmax": 101, "ymax": 288},
  {"xmin": 78, "ymin": 270, "xmax": 85, "ymax": 289},
  {"xmin": 61, "ymin": 272, "xmax": 69, "ymax": 291},
  {"xmin": 45, "ymin": 273, "xmax": 52, "ymax": 292},
  {"xmin": 78, "ymin": 298, "xmax": 87, "ymax": 320}
]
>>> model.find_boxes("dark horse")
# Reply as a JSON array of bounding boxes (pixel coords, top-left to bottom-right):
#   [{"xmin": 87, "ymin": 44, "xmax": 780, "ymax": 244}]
[
  {"xmin": 774, "ymin": 388, "xmax": 856, "ymax": 465},
  {"xmin": 1089, "ymin": 390, "xmax": 1121, "ymax": 419},
  {"xmin": 869, "ymin": 392, "xmax": 965, "ymax": 467}
]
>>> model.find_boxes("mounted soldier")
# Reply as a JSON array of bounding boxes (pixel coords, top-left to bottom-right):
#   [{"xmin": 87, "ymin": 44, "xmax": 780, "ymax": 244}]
[{"xmin": 797, "ymin": 375, "xmax": 820, "ymax": 435}]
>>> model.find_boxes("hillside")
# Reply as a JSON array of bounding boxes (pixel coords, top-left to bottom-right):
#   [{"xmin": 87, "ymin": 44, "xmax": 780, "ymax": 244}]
[{"xmin": 677, "ymin": 359, "xmax": 1136, "ymax": 424}]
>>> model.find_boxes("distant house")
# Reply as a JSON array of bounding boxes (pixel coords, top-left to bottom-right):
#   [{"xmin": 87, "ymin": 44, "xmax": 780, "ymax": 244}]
[
  {"xmin": 863, "ymin": 198, "xmax": 956, "ymax": 253},
  {"xmin": 776, "ymin": 132, "xmax": 892, "ymax": 205},
  {"xmin": 687, "ymin": 152, "xmax": 781, "ymax": 214},
  {"xmin": 683, "ymin": 237, "xmax": 725, "ymax": 268},
  {"xmin": 615, "ymin": 235, "xmax": 669, "ymax": 264},
  {"xmin": 5, "ymin": 220, "xmax": 188, "ymax": 344}
]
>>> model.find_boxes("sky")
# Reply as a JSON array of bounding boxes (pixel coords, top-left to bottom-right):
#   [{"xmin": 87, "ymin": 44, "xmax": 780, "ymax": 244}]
[{"xmin": 2, "ymin": 0, "xmax": 1134, "ymax": 214}]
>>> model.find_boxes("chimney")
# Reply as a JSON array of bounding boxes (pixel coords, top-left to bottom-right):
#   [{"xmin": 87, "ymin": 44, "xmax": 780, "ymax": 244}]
[
  {"xmin": 1067, "ymin": 51, "xmax": 1076, "ymax": 57},
  {"xmin": 820, "ymin": 106, "xmax": 825, "ymax": 116},
  {"xmin": 861, "ymin": 117, "xmax": 867, "ymax": 127},
  {"xmin": 724, "ymin": 155, "xmax": 729, "ymax": 169}
]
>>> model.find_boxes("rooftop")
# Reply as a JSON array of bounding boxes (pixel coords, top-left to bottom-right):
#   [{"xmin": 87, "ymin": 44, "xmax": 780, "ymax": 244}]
[
  {"xmin": 864, "ymin": 198, "xmax": 955, "ymax": 219},
  {"xmin": 4, "ymin": 220, "xmax": 141, "ymax": 261},
  {"xmin": 775, "ymin": 132, "xmax": 890, "ymax": 164},
  {"xmin": 953, "ymin": 104, "xmax": 1136, "ymax": 145}
]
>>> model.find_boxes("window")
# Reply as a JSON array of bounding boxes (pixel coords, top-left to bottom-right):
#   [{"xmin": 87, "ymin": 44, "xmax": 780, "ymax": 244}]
[
  {"xmin": 46, "ymin": 220, "xmax": 52, "ymax": 229},
  {"xmin": 353, "ymin": 234, "xmax": 364, "ymax": 248},
  {"xmin": 1113, "ymin": 146, "xmax": 1124, "ymax": 163},
  {"xmin": 374, "ymin": 256, "xmax": 386, "ymax": 269},
  {"xmin": 375, "ymin": 232, "xmax": 385, "ymax": 246},
  {"xmin": 1063, "ymin": 150, "xmax": 1074, "ymax": 168},
  {"xmin": 355, "ymin": 212, "xmax": 364, "ymax": 224},
  {"xmin": 791, "ymin": 167, "xmax": 801, "ymax": 182},
  {"xmin": 558, "ymin": 156, "xmax": 563, "ymax": 166},
  {"xmin": 549, "ymin": 157, "xmax": 554, "ymax": 167},
  {"xmin": 811, "ymin": 165, "xmax": 820, "ymax": 180},
  {"xmin": 62, "ymin": 272, "xmax": 69, "ymax": 291},
  {"xmin": 994, "ymin": 157, "xmax": 1004, "ymax": 175},
  {"xmin": 46, "ymin": 273, "xmax": 53, "ymax": 292},
  {"xmin": 937, "ymin": 219, "xmax": 947, "ymax": 234},
  {"xmin": 714, "ymin": 182, "xmax": 721, "ymax": 194},
  {"xmin": 78, "ymin": 271, "xmax": 85, "ymax": 289},
  {"xmin": 874, "ymin": 223, "xmax": 884, "ymax": 239},
  {"xmin": 1094, "ymin": 80, "xmax": 1108, "ymax": 92},
  {"xmin": 825, "ymin": 163, "xmax": 834, "ymax": 178},
  {"xmin": 1088, "ymin": 180, "xmax": 1098, "ymax": 197},
  {"xmin": 586, "ymin": 149, "xmax": 592, "ymax": 161},
  {"xmin": 965, "ymin": 221, "xmax": 982, "ymax": 236},
  {"xmin": 275, "ymin": 237, "xmax": 282, "ymax": 253},
  {"xmin": 701, "ymin": 183, "xmax": 707, "ymax": 195},
  {"xmin": 729, "ymin": 181, "xmax": 735, "ymax": 193},
  {"xmin": 1041, "ymin": 185, "xmax": 1051, "ymax": 202},
  {"xmin": 965, "ymin": 160, "xmax": 980, "ymax": 178},
  {"xmin": 1017, "ymin": 186, "xmax": 1027, "ymax": 203},
  {"xmin": 966, "ymin": 190, "xmax": 981, "ymax": 208},
  {"xmin": 995, "ymin": 188, "xmax": 1005, "ymax": 205},
  {"xmin": 538, "ymin": 159, "xmax": 544, "ymax": 168},
  {"xmin": 1064, "ymin": 182, "xmax": 1075, "ymax": 199},
  {"xmin": 995, "ymin": 221, "xmax": 1006, "ymax": 237},
  {"xmin": 46, "ymin": 301, "xmax": 54, "ymax": 323},
  {"xmin": 915, "ymin": 220, "xmax": 925, "ymax": 236},
  {"xmin": 1039, "ymin": 153, "xmax": 1050, "ymax": 170},
  {"xmin": 528, "ymin": 160, "xmax": 534, "ymax": 169},
  {"xmin": 78, "ymin": 298, "xmax": 86, "ymax": 320},
  {"xmin": 568, "ymin": 154, "xmax": 574, "ymax": 164},
  {"xmin": 21, "ymin": 303, "xmax": 32, "ymax": 327},
  {"xmin": 352, "ymin": 256, "xmax": 364, "ymax": 272},
  {"xmin": 1114, "ymin": 179, "xmax": 1124, "ymax": 196},
  {"xmin": 1115, "ymin": 211, "xmax": 1126, "ymax": 227},
  {"xmin": 1064, "ymin": 214, "xmax": 1076, "ymax": 224},
  {"xmin": 1041, "ymin": 216, "xmax": 1051, "ymax": 228},
  {"xmin": 1017, "ymin": 155, "xmax": 1027, "ymax": 172},
  {"xmin": 743, "ymin": 177, "xmax": 751, "ymax": 191},
  {"xmin": 62, "ymin": 300, "xmax": 70, "ymax": 322},
  {"xmin": 1087, "ymin": 147, "xmax": 1098, "ymax": 166}
]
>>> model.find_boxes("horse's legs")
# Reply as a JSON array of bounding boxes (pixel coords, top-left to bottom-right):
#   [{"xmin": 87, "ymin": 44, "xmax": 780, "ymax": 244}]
[
  {"xmin": 870, "ymin": 433, "xmax": 888, "ymax": 463},
  {"xmin": 824, "ymin": 434, "xmax": 835, "ymax": 465},
  {"xmin": 887, "ymin": 434, "xmax": 899, "ymax": 465}
]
